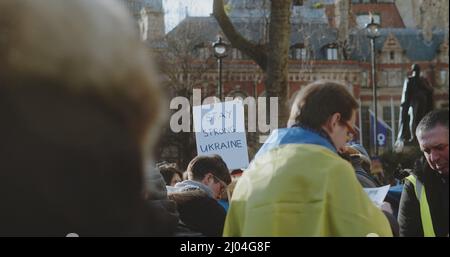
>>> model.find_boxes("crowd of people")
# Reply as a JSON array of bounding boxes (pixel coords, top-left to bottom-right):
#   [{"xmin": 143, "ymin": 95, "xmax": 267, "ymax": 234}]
[{"xmin": 0, "ymin": 0, "xmax": 447, "ymax": 237}]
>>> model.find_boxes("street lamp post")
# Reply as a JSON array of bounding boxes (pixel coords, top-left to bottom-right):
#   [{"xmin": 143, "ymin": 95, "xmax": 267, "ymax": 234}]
[
  {"xmin": 212, "ymin": 36, "xmax": 228, "ymax": 101},
  {"xmin": 366, "ymin": 16, "xmax": 380, "ymax": 156}
]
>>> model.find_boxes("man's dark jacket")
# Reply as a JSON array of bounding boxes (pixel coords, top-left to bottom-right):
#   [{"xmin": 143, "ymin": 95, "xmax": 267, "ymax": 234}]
[{"xmin": 398, "ymin": 157, "xmax": 449, "ymax": 236}]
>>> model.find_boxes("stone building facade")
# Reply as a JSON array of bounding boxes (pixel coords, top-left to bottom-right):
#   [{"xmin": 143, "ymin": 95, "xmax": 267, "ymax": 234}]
[
  {"xmin": 120, "ymin": 0, "xmax": 448, "ymax": 164},
  {"xmin": 164, "ymin": 0, "xmax": 448, "ymax": 158}
]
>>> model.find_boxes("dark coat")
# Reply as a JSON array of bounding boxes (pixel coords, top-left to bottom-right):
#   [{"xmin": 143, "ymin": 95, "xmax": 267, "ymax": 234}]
[
  {"xmin": 398, "ymin": 157, "xmax": 449, "ymax": 236},
  {"xmin": 169, "ymin": 190, "xmax": 226, "ymax": 237}
]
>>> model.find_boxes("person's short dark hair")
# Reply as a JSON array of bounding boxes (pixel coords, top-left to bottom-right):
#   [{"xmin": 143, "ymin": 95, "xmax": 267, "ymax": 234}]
[
  {"xmin": 187, "ymin": 155, "xmax": 231, "ymax": 185},
  {"xmin": 288, "ymin": 80, "xmax": 358, "ymax": 130},
  {"xmin": 158, "ymin": 163, "xmax": 183, "ymax": 186},
  {"xmin": 416, "ymin": 109, "xmax": 449, "ymax": 135}
]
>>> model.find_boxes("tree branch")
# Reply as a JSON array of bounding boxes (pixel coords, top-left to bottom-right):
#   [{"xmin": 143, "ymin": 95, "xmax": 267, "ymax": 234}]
[{"xmin": 212, "ymin": 0, "xmax": 268, "ymax": 71}]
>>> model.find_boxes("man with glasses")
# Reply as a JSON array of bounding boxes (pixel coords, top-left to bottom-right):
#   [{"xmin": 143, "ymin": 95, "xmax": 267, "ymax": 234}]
[
  {"xmin": 343, "ymin": 121, "xmax": 357, "ymax": 143},
  {"xmin": 224, "ymin": 80, "xmax": 392, "ymax": 236},
  {"xmin": 398, "ymin": 109, "xmax": 449, "ymax": 237},
  {"xmin": 168, "ymin": 155, "xmax": 231, "ymax": 200},
  {"xmin": 167, "ymin": 155, "xmax": 231, "ymax": 236}
]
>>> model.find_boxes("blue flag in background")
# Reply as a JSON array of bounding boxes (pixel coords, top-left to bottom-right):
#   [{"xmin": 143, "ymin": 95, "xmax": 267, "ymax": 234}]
[{"xmin": 369, "ymin": 110, "xmax": 392, "ymax": 147}]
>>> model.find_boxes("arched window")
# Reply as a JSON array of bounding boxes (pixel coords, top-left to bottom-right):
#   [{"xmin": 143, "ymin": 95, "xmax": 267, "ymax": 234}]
[
  {"xmin": 193, "ymin": 43, "xmax": 210, "ymax": 60},
  {"xmin": 232, "ymin": 48, "xmax": 243, "ymax": 60},
  {"xmin": 440, "ymin": 69, "xmax": 448, "ymax": 87},
  {"xmin": 390, "ymin": 51, "xmax": 395, "ymax": 60},
  {"xmin": 227, "ymin": 90, "xmax": 248, "ymax": 100},
  {"xmin": 325, "ymin": 43, "xmax": 338, "ymax": 60},
  {"xmin": 290, "ymin": 44, "xmax": 308, "ymax": 60}
]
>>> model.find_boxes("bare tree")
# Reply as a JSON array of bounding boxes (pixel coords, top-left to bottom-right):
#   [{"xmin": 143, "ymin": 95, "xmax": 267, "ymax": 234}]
[
  {"xmin": 156, "ymin": 21, "xmax": 216, "ymax": 168},
  {"xmin": 419, "ymin": 0, "xmax": 449, "ymax": 42},
  {"xmin": 335, "ymin": 0, "xmax": 352, "ymax": 60},
  {"xmin": 213, "ymin": 0, "xmax": 292, "ymax": 127}
]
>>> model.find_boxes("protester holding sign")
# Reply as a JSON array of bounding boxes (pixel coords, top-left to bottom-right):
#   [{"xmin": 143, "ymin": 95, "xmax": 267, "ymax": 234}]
[{"xmin": 224, "ymin": 80, "xmax": 392, "ymax": 237}]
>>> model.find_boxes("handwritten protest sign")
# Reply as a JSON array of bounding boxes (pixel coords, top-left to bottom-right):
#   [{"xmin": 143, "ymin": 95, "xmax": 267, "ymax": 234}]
[
  {"xmin": 193, "ymin": 100, "xmax": 249, "ymax": 170},
  {"xmin": 363, "ymin": 185, "xmax": 391, "ymax": 207}
]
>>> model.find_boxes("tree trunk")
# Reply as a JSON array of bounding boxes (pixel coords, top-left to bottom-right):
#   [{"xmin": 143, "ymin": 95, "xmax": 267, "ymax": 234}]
[
  {"xmin": 213, "ymin": 0, "xmax": 293, "ymax": 128},
  {"xmin": 212, "ymin": 0, "xmax": 267, "ymax": 70},
  {"xmin": 335, "ymin": 0, "xmax": 351, "ymax": 60},
  {"xmin": 266, "ymin": 0, "xmax": 292, "ymax": 128}
]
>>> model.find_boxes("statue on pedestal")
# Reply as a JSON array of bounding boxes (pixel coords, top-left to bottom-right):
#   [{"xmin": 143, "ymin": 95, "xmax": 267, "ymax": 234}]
[{"xmin": 394, "ymin": 64, "xmax": 434, "ymax": 152}]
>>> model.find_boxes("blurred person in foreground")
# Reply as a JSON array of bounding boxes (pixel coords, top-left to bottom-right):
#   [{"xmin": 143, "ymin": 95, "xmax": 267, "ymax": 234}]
[
  {"xmin": 0, "ymin": 0, "xmax": 177, "ymax": 236},
  {"xmin": 223, "ymin": 80, "xmax": 392, "ymax": 236}
]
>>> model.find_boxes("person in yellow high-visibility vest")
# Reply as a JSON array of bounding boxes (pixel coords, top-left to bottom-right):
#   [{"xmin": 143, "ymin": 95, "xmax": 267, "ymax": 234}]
[{"xmin": 398, "ymin": 109, "xmax": 449, "ymax": 237}]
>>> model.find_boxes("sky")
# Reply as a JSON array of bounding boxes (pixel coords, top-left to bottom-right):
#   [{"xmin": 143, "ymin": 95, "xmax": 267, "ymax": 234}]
[{"xmin": 163, "ymin": 0, "xmax": 213, "ymax": 32}]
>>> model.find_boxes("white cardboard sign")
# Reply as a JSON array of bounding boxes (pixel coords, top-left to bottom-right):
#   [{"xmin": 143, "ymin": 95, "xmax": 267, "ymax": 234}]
[{"xmin": 193, "ymin": 100, "xmax": 249, "ymax": 170}]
